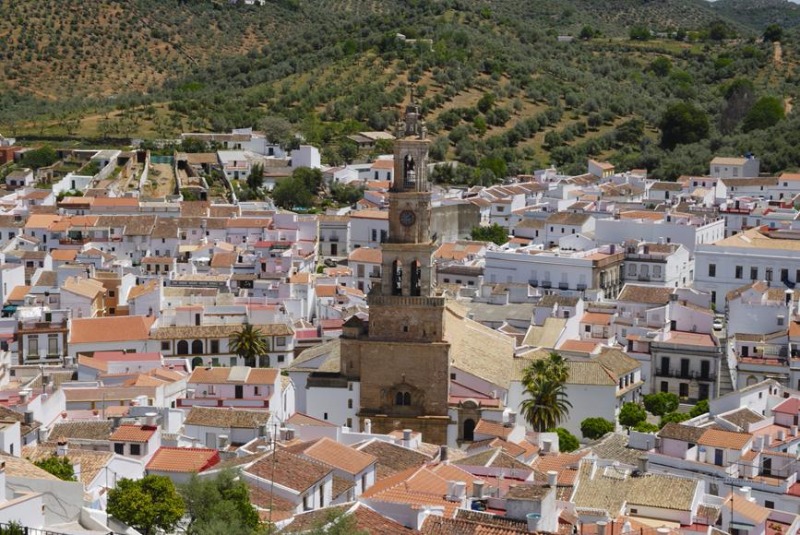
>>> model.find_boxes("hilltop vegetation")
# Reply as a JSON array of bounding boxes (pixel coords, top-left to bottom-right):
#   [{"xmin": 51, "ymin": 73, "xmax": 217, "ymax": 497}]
[{"xmin": 1, "ymin": 0, "xmax": 800, "ymax": 181}]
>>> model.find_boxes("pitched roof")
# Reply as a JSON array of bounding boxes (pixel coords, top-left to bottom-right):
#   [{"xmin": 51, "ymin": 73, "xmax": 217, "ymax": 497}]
[
  {"xmin": 69, "ymin": 315, "xmax": 155, "ymax": 344},
  {"xmin": 474, "ymin": 419, "xmax": 513, "ymax": 440},
  {"xmin": 49, "ymin": 421, "xmax": 113, "ymax": 442},
  {"xmin": 62, "ymin": 277, "xmax": 106, "ymax": 300},
  {"xmin": 566, "ymin": 360, "xmax": 615, "ymax": 386},
  {"xmin": 184, "ymin": 407, "xmax": 271, "ymax": 429},
  {"xmin": 697, "ymin": 428, "xmax": 752, "ymax": 450},
  {"xmin": 23, "ymin": 444, "xmax": 114, "ymax": 486},
  {"xmin": 658, "ymin": 423, "xmax": 706, "ymax": 443},
  {"xmin": 421, "ymin": 515, "xmax": 527, "ymax": 534},
  {"xmin": 246, "ymin": 449, "xmax": 332, "ymax": 493},
  {"xmin": 301, "ymin": 437, "xmax": 377, "ymax": 476},
  {"xmin": 356, "ymin": 439, "xmax": 432, "ymax": 479},
  {"xmin": 617, "ymin": 284, "xmax": 673, "ymax": 305},
  {"xmin": 109, "ymin": 425, "xmax": 157, "ymax": 443},
  {"xmin": 348, "ymin": 247, "xmax": 382, "ymax": 264},
  {"xmin": 188, "ymin": 366, "xmax": 278, "ymax": 385},
  {"xmin": 147, "ymin": 447, "xmax": 220, "ymax": 473}
]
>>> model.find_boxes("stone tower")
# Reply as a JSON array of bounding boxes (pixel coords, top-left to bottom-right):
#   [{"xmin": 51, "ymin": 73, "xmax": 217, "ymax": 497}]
[{"xmin": 342, "ymin": 93, "xmax": 451, "ymax": 444}]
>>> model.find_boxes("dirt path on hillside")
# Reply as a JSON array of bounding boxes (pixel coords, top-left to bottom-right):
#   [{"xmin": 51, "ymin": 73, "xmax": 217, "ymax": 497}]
[{"xmin": 775, "ymin": 41, "xmax": 783, "ymax": 66}]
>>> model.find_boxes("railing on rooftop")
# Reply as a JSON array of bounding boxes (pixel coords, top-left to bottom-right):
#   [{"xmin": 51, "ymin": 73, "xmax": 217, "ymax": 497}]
[{"xmin": 0, "ymin": 523, "xmax": 114, "ymax": 535}]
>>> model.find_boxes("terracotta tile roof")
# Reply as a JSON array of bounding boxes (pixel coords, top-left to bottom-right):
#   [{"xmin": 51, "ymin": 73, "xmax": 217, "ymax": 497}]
[
  {"xmin": 300, "ymin": 437, "xmax": 377, "ymax": 476},
  {"xmin": 546, "ymin": 212, "xmax": 591, "ymax": 226},
  {"xmin": 422, "ymin": 515, "xmax": 528, "ymax": 534},
  {"xmin": 0, "ymin": 406, "xmax": 41, "ymax": 436},
  {"xmin": 247, "ymin": 483, "xmax": 297, "ymax": 522},
  {"xmin": 697, "ymin": 428, "xmax": 752, "ymax": 450},
  {"xmin": 6, "ymin": 284, "xmax": 31, "ymax": 302},
  {"xmin": 49, "ymin": 421, "xmax": 113, "ymax": 441},
  {"xmin": 617, "ymin": 284, "xmax": 674, "ymax": 305},
  {"xmin": 23, "ymin": 443, "xmax": 114, "ymax": 486},
  {"xmin": 566, "ymin": 360, "xmax": 616, "ymax": 386},
  {"xmin": 127, "ymin": 280, "xmax": 160, "ymax": 300},
  {"xmin": 356, "ymin": 439, "xmax": 431, "ymax": 479},
  {"xmin": 69, "ymin": 315, "xmax": 155, "ymax": 344},
  {"xmin": 62, "ymin": 276, "xmax": 106, "ymax": 300},
  {"xmin": 184, "ymin": 407, "xmax": 271, "ymax": 429},
  {"xmin": 719, "ymin": 408, "xmax": 765, "ymax": 430},
  {"xmin": 50, "ymin": 249, "xmax": 78, "ymax": 262},
  {"xmin": 350, "ymin": 209, "xmax": 388, "ymax": 220},
  {"xmin": 286, "ymin": 412, "xmax": 337, "ymax": 428},
  {"xmin": 658, "ymin": 423, "xmax": 706, "ymax": 443},
  {"xmin": 0, "ymin": 453, "xmax": 61, "ymax": 481},
  {"xmin": 772, "ymin": 397, "xmax": 800, "ymax": 414},
  {"xmin": 474, "ymin": 419, "xmax": 513, "ymax": 440},
  {"xmin": 188, "ymin": 366, "xmax": 278, "ymax": 385},
  {"xmin": 723, "ymin": 494, "xmax": 770, "ymax": 524},
  {"xmin": 456, "ymin": 448, "xmax": 531, "ymax": 472},
  {"xmin": 147, "ymin": 447, "xmax": 220, "ymax": 473},
  {"xmin": 109, "ymin": 425, "xmax": 157, "ymax": 443},
  {"xmin": 151, "ymin": 323, "xmax": 292, "ymax": 340},
  {"xmin": 332, "ymin": 475, "xmax": 355, "ymax": 498},
  {"xmin": 246, "ymin": 449, "xmax": 332, "ymax": 493},
  {"xmin": 348, "ymin": 247, "xmax": 382, "ymax": 264},
  {"xmin": 581, "ymin": 312, "xmax": 612, "ymax": 326},
  {"xmin": 280, "ymin": 505, "xmax": 350, "ymax": 533}
]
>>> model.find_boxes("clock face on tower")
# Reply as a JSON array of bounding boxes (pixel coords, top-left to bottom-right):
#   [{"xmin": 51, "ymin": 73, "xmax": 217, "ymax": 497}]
[{"xmin": 399, "ymin": 210, "xmax": 416, "ymax": 227}]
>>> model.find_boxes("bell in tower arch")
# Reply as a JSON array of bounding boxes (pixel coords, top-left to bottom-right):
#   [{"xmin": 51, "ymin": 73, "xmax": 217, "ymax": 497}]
[{"xmin": 403, "ymin": 155, "xmax": 416, "ymax": 189}]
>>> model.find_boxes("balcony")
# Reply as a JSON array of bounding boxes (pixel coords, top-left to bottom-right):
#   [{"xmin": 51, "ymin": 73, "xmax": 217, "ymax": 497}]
[{"xmin": 655, "ymin": 368, "xmax": 716, "ymax": 382}]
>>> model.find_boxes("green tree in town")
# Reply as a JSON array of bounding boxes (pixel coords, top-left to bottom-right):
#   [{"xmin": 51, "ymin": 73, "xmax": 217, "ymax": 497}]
[
  {"xmin": 689, "ymin": 399, "xmax": 709, "ymax": 418},
  {"xmin": 659, "ymin": 411, "xmax": 691, "ymax": 428},
  {"xmin": 21, "ymin": 146, "xmax": 58, "ymax": 169},
  {"xmin": 633, "ymin": 421, "xmax": 660, "ymax": 433},
  {"xmin": 555, "ymin": 428, "xmax": 579, "ymax": 452},
  {"xmin": 520, "ymin": 353, "xmax": 572, "ymax": 432},
  {"xmin": 580, "ymin": 417, "xmax": 614, "ymax": 440},
  {"xmin": 470, "ymin": 224, "xmax": 508, "ymax": 245},
  {"xmin": 247, "ymin": 163, "xmax": 264, "ymax": 191},
  {"xmin": 618, "ymin": 402, "xmax": 647, "ymax": 428},
  {"xmin": 271, "ymin": 177, "xmax": 313, "ymax": 209},
  {"xmin": 230, "ymin": 324, "xmax": 270, "ymax": 368},
  {"xmin": 180, "ymin": 470, "xmax": 260, "ymax": 535},
  {"xmin": 659, "ymin": 102, "xmax": 709, "ymax": 149},
  {"xmin": 643, "ymin": 392, "xmax": 680, "ymax": 416},
  {"xmin": 34, "ymin": 456, "xmax": 76, "ymax": 481},
  {"xmin": 108, "ymin": 475, "xmax": 185, "ymax": 535}
]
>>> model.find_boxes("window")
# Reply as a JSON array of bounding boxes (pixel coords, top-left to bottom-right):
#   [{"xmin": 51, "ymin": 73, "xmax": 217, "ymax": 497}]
[
  {"xmin": 735, "ymin": 265, "xmax": 743, "ymax": 279},
  {"xmin": 48, "ymin": 335, "xmax": 58, "ymax": 356},
  {"xmin": 130, "ymin": 444, "xmax": 141, "ymax": 456},
  {"xmin": 108, "ymin": 290, "xmax": 115, "ymax": 298},
  {"xmin": 708, "ymin": 264, "xmax": 716, "ymax": 277},
  {"xmin": 585, "ymin": 325, "xmax": 591, "ymax": 333},
  {"xmin": 628, "ymin": 264, "xmax": 636, "ymax": 275},
  {"xmin": 210, "ymin": 340, "xmax": 220, "ymax": 353},
  {"xmin": 28, "ymin": 337, "xmax": 38, "ymax": 358},
  {"xmin": 778, "ymin": 316, "xmax": 785, "ymax": 326},
  {"xmin": 679, "ymin": 383, "xmax": 689, "ymax": 398},
  {"xmin": 114, "ymin": 443, "xmax": 124, "ymax": 454},
  {"xmin": 319, "ymin": 485, "xmax": 324, "ymax": 507},
  {"xmin": 766, "ymin": 268, "xmax": 773, "ymax": 282},
  {"xmin": 276, "ymin": 337, "xmax": 286, "ymax": 347},
  {"xmin": 496, "ymin": 206, "xmax": 504, "ymax": 213},
  {"xmin": 751, "ymin": 266, "xmax": 758, "ymax": 280},
  {"xmin": 323, "ymin": 412, "xmax": 328, "ymax": 420},
  {"xmin": 450, "ymin": 373, "xmax": 456, "ymax": 380},
  {"xmin": 765, "ymin": 501, "xmax": 774, "ymax": 509},
  {"xmin": 278, "ymin": 355, "xmax": 285, "ymax": 363},
  {"xmin": 254, "ymin": 386, "xmax": 260, "ymax": 396},
  {"xmin": 371, "ymin": 229, "xmax": 377, "ymax": 241},
  {"xmin": 782, "ymin": 268, "xmax": 789, "ymax": 282},
  {"xmin": 395, "ymin": 392, "xmax": 411, "ymax": 406},
  {"xmin": 161, "ymin": 341, "xmax": 170, "ymax": 351},
  {"xmin": 348, "ymin": 399, "xmax": 353, "ymax": 409},
  {"xmin": 660, "ymin": 381, "xmax": 668, "ymax": 393}
]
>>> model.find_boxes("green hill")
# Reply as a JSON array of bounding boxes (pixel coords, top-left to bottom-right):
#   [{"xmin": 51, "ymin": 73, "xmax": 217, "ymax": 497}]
[{"xmin": 2, "ymin": 0, "xmax": 800, "ymax": 182}]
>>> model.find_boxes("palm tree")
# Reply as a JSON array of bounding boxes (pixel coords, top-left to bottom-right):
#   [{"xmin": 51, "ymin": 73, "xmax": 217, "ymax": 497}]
[
  {"xmin": 229, "ymin": 324, "xmax": 269, "ymax": 367},
  {"xmin": 520, "ymin": 352, "xmax": 572, "ymax": 432}
]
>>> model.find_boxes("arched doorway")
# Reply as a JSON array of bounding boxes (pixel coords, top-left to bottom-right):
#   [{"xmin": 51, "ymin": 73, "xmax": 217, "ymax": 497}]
[
  {"xmin": 191, "ymin": 340, "xmax": 203, "ymax": 355},
  {"xmin": 463, "ymin": 419, "xmax": 476, "ymax": 442},
  {"xmin": 191, "ymin": 356, "xmax": 203, "ymax": 369},
  {"xmin": 177, "ymin": 340, "xmax": 189, "ymax": 355}
]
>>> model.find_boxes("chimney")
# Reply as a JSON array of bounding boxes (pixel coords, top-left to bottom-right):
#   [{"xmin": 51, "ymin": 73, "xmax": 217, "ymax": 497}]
[
  {"xmin": 638, "ymin": 456, "xmax": 649, "ymax": 474},
  {"xmin": 258, "ymin": 424, "xmax": 268, "ymax": 438},
  {"xmin": 778, "ymin": 429, "xmax": 787, "ymax": 442},
  {"xmin": 765, "ymin": 434, "xmax": 772, "ymax": 447},
  {"xmin": 217, "ymin": 434, "xmax": 228, "ymax": 450},
  {"xmin": 364, "ymin": 419, "xmax": 372, "ymax": 434},
  {"xmin": 439, "ymin": 445, "xmax": 448, "ymax": 463},
  {"xmin": 527, "ymin": 513, "xmax": 542, "ymax": 533},
  {"xmin": 472, "ymin": 480, "xmax": 484, "ymax": 498},
  {"xmin": 597, "ymin": 520, "xmax": 608, "ymax": 535},
  {"xmin": 547, "ymin": 470, "xmax": 558, "ymax": 487},
  {"xmin": 112, "ymin": 416, "xmax": 122, "ymax": 430},
  {"xmin": 453, "ymin": 481, "xmax": 466, "ymax": 500},
  {"xmin": 737, "ymin": 486, "xmax": 752, "ymax": 502},
  {"xmin": 508, "ymin": 411, "xmax": 517, "ymax": 426},
  {"xmin": 72, "ymin": 462, "xmax": 81, "ymax": 482},
  {"xmin": 402, "ymin": 429, "xmax": 413, "ymax": 448},
  {"xmin": 792, "ymin": 425, "xmax": 798, "ymax": 437},
  {"xmin": 19, "ymin": 390, "xmax": 30, "ymax": 405},
  {"xmin": 446, "ymin": 481, "xmax": 458, "ymax": 501},
  {"xmin": 56, "ymin": 441, "xmax": 68, "ymax": 457},
  {"xmin": 542, "ymin": 439, "xmax": 552, "ymax": 453},
  {"xmin": 787, "ymin": 289, "xmax": 794, "ymax": 306},
  {"xmin": 284, "ymin": 428, "xmax": 295, "ymax": 441},
  {"xmin": 144, "ymin": 412, "xmax": 158, "ymax": 427},
  {"xmin": 23, "ymin": 411, "xmax": 34, "ymax": 426}
]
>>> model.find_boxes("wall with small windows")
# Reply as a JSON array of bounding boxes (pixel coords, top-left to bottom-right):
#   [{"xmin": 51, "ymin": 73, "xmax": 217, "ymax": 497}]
[{"xmin": 305, "ymin": 381, "xmax": 360, "ymax": 431}]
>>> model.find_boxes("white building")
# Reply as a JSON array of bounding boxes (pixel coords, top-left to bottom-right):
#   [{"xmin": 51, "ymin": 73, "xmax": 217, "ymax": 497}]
[
  {"xmin": 710, "ymin": 155, "xmax": 760, "ymax": 178},
  {"xmin": 595, "ymin": 211, "xmax": 725, "ymax": 255}
]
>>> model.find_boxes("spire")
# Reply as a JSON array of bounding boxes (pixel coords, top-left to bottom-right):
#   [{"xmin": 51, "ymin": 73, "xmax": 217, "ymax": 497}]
[{"xmin": 395, "ymin": 84, "xmax": 427, "ymax": 140}]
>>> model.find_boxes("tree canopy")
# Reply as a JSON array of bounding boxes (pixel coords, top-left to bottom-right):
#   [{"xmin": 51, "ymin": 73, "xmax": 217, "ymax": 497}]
[
  {"xmin": 742, "ymin": 96, "xmax": 785, "ymax": 132},
  {"xmin": 230, "ymin": 324, "xmax": 269, "ymax": 367},
  {"xmin": 580, "ymin": 417, "xmax": 614, "ymax": 440},
  {"xmin": 470, "ymin": 224, "xmax": 508, "ymax": 245},
  {"xmin": 108, "ymin": 475, "xmax": 185, "ymax": 535},
  {"xmin": 618, "ymin": 402, "xmax": 647, "ymax": 428},
  {"xmin": 34, "ymin": 456, "xmax": 75, "ymax": 481},
  {"xmin": 180, "ymin": 470, "xmax": 260, "ymax": 535},
  {"xmin": 555, "ymin": 427, "xmax": 579, "ymax": 452},
  {"xmin": 643, "ymin": 392, "xmax": 680, "ymax": 416},
  {"xmin": 520, "ymin": 353, "xmax": 572, "ymax": 433},
  {"xmin": 659, "ymin": 102, "xmax": 709, "ymax": 150},
  {"xmin": 20, "ymin": 146, "xmax": 58, "ymax": 169}
]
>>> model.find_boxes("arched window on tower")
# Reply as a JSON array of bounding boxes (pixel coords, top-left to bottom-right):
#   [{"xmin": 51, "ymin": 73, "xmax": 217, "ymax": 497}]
[
  {"xmin": 392, "ymin": 260, "xmax": 403, "ymax": 296},
  {"xmin": 403, "ymin": 392, "xmax": 411, "ymax": 405},
  {"xmin": 410, "ymin": 260, "xmax": 422, "ymax": 297},
  {"xmin": 403, "ymin": 155, "xmax": 416, "ymax": 189},
  {"xmin": 395, "ymin": 391, "xmax": 411, "ymax": 406}
]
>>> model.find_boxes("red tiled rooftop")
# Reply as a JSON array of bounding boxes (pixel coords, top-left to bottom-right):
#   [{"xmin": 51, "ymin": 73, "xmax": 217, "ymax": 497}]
[
  {"xmin": 146, "ymin": 447, "xmax": 219, "ymax": 473},
  {"xmin": 110, "ymin": 425, "xmax": 156, "ymax": 443}
]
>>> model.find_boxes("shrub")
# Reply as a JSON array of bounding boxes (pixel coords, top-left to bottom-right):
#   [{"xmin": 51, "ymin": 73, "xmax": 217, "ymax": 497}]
[{"xmin": 555, "ymin": 427, "xmax": 579, "ymax": 452}]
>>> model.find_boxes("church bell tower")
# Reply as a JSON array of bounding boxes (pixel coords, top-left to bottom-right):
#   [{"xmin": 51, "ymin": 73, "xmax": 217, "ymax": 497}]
[{"xmin": 343, "ymin": 90, "xmax": 451, "ymax": 444}]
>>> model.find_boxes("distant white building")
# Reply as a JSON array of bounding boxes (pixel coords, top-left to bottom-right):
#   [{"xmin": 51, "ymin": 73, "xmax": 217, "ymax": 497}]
[{"xmin": 709, "ymin": 155, "xmax": 759, "ymax": 179}]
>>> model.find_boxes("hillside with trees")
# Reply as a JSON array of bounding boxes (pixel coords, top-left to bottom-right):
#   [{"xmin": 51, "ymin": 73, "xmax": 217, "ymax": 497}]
[{"xmin": 2, "ymin": 0, "xmax": 800, "ymax": 182}]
